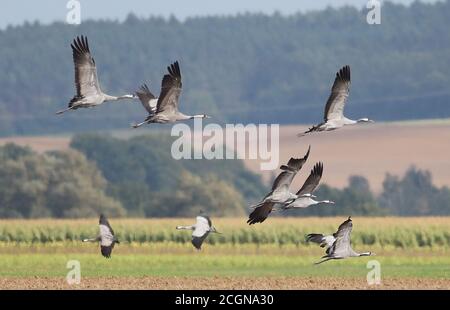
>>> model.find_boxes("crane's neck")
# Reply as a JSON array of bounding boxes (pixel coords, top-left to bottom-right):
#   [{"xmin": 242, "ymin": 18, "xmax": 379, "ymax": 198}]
[
  {"xmin": 357, "ymin": 117, "xmax": 372, "ymax": 123},
  {"xmin": 104, "ymin": 94, "xmax": 135, "ymax": 101},
  {"xmin": 209, "ymin": 226, "xmax": 220, "ymax": 233},
  {"xmin": 343, "ymin": 117, "xmax": 373, "ymax": 126},
  {"xmin": 189, "ymin": 114, "xmax": 208, "ymax": 119},
  {"xmin": 176, "ymin": 225, "xmax": 195, "ymax": 230},
  {"xmin": 319, "ymin": 199, "xmax": 334, "ymax": 205},
  {"xmin": 343, "ymin": 117, "xmax": 357, "ymax": 125}
]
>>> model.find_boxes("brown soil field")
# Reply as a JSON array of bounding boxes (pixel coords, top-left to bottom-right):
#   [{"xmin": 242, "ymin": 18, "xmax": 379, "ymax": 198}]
[
  {"xmin": 0, "ymin": 136, "xmax": 70, "ymax": 153},
  {"xmin": 1, "ymin": 276, "xmax": 449, "ymax": 290},
  {"xmin": 1, "ymin": 120, "xmax": 450, "ymax": 192},
  {"xmin": 242, "ymin": 120, "xmax": 450, "ymax": 192}
]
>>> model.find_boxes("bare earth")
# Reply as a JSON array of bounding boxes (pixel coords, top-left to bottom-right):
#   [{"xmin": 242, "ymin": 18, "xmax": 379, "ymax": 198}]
[
  {"xmin": 0, "ymin": 136, "xmax": 70, "ymax": 153},
  {"xmin": 0, "ymin": 276, "xmax": 449, "ymax": 290},
  {"xmin": 243, "ymin": 121, "xmax": 450, "ymax": 192}
]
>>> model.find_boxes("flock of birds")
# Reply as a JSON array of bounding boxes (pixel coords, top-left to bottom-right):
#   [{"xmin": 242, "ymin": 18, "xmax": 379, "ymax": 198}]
[{"xmin": 59, "ymin": 36, "xmax": 374, "ymax": 263}]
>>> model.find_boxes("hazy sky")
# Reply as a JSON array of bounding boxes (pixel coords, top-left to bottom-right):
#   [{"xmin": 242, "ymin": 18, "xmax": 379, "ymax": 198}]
[{"xmin": 0, "ymin": 0, "xmax": 440, "ymax": 29}]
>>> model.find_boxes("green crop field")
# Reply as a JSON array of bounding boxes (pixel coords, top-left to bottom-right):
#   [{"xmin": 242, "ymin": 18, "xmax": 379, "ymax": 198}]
[{"xmin": 0, "ymin": 217, "xmax": 449, "ymax": 289}]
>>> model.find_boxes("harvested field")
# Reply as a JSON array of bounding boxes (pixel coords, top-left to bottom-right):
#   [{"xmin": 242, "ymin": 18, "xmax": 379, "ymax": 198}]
[{"xmin": 1, "ymin": 276, "xmax": 449, "ymax": 290}]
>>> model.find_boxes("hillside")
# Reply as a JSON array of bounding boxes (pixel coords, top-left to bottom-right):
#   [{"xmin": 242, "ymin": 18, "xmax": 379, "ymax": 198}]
[{"xmin": 0, "ymin": 1, "xmax": 449, "ymax": 135}]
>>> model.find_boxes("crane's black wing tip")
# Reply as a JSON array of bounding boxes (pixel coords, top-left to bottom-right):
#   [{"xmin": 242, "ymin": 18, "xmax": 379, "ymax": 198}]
[
  {"xmin": 246, "ymin": 216, "xmax": 267, "ymax": 225},
  {"xmin": 304, "ymin": 145, "xmax": 311, "ymax": 159},
  {"xmin": 191, "ymin": 237, "xmax": 203, "ymax": 250},
  {"xmin": 312, "ymin": 162, "xmax": 324, "ymax": 176},
  {"xmin": 71, "ymin": 35, "xmax": 91, "ymax": 56},
  {"xmin": 305, "ymin": 233, "xmax": 324, "ymax": 243},
  {"xmin": 167, "ymin": 60, "xmax": 181, "ymax": 79},
  {"xmin": 337, "ymin": 65, "xmax": 350, "ymax": 82}
]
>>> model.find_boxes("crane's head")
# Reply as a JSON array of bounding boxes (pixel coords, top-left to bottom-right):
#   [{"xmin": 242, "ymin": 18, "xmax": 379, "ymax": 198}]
[
  {"xmin": 193, "ymin": 114, "xmax": 211, "ymax": 119},
  {"xmin": 357, "ymin": 118, "xmax": 374, "ymax": 123},
  {"xmin": 118, "ymin": 94, "xmax": 137, "ymax": 100},
  {"xmin": 210, "ymin": 226, "xmax": 221, "ymax": 234},
  {"xmin": 322, "ymin": 200, "xmax": 335, "ymax": 204}
]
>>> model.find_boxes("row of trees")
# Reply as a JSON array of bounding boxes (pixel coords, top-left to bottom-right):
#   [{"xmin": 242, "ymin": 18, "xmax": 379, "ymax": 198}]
[
  {"xmin": 70, "ymin": 133, "xmax": 264, "ymax": 217},
  {"xmin": 0, "ymin": 134, "xmax": 449, "ymax": 218},
  {"xmin": 0, "ymin": 143, "xmax": 124, "ymax": 218},
  {"xmin": 1, "ymin": 1, "xmax": 450, "ymax": 135}
]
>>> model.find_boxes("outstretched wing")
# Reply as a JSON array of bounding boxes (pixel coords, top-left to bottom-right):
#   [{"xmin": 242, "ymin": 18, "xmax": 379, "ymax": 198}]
[
  {"xmin": 247, "ymin": 201, "xmax": 275, "ymax": 225},
  {"xmin": 71, "ymin": 35, "xmax": 102, "ymax": 98},
  {"xmin": 191, "ymin": 216, "xmax": 211, "ymax": 249},
  {"xmin": 100, "ymin": 244, "xmax": 115, "ymax": 258},
  {"xmin": 156, "ymin": 61, "xmax": 182, "ymax": 114},
  {"xmin": 327, "ymin": 217, "xmax": 353, "ymax": 257},
  {"xmin": 323, "ymin": 65, "xmax": 350, "ymax": 121},
  {"xmin": 306, "ymin": 233, "xmax": 335, "ymax": 248},
  {"xmin": 136, "ymin": 84, "xmax": 157, "ymax": 114},
  {"xmin": 296, "ymin": 162, "xmax": 323, "ymax": 196},
  {"xmin": 272, "ymin": 146, "xmax": 311, "ymax": 191},
  {"xmin": 99, "ymin": 219, "xmax": 115, "ymax": 258}
]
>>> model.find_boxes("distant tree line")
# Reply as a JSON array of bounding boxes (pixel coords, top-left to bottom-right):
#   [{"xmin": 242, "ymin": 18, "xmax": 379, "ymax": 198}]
[
  {"xmin": 0, "ymin": 1, "xmax": 450, "ymax": 136},
  {"xmin": 0, "ymin": 143, "xmax": 124, "ymax": 218},
  {"xmin": 0, "ymin": 134, "xmax": 449, "ymax": 218}
]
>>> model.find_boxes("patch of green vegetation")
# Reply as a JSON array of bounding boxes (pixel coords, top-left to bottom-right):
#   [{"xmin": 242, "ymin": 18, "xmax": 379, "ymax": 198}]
[{"xmin": 1, "ymin": 251, "xmax": 449, "ymax": 279}]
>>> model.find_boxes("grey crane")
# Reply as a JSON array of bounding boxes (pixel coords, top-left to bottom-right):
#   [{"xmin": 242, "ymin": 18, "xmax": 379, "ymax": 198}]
[
  {"xmin": 280, "ymin": 162, "xmax": 334, "ymax": 210},
  {"xmin": 82, "ymin": 214, "xmax": 120, "ymax": 258},
  {"xmin": 132, "ymin": 61, "xmax": 210, "ymax": 128},
  {"xmin": 299, "ymin": 65, "xmax": 373, "ymax": 136},
  {"xmin": 247, "ymin": 146, "xmax": 311, "ymax": 225},
  {"xmin": 56, "ymin": 36, "xmax": 135, "ymax": 114},
  {"xmin": 176, "ymin": 214, "xmax": 220, "ymax": 250},
  {"xmin": 306, "ymin": 216, "xmax": 374, "ymax": 264}
]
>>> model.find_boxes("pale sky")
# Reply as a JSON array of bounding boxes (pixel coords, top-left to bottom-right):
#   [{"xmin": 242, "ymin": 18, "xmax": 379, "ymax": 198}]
[{"xmin": 0, "ymin": 0, "xmax": 441, "ymax": 29}]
